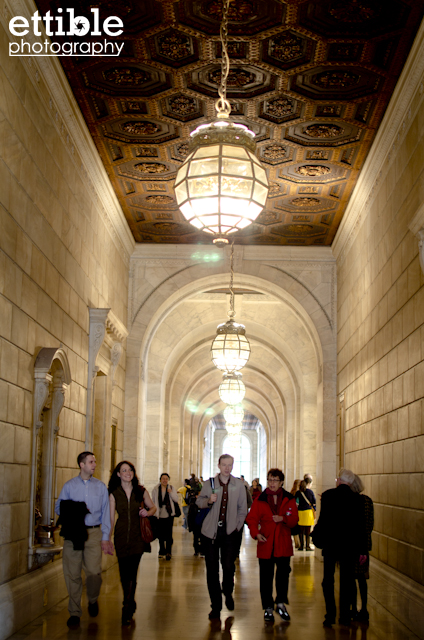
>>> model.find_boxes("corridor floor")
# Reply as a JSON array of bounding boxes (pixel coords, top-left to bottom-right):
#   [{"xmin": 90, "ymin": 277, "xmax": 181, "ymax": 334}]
[{"xmin": 9, "ymin": 526, "xmax": 419, "ymax": 640}]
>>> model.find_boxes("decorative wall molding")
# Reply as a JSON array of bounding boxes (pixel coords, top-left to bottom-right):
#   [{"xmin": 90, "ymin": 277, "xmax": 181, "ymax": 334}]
[
  {"xmin": 30, "ymin": 348, "xmax": 71, "ymax": 570},
  {"xmin": 418, "ymin": 230, "xmax": 424, "ymax": 276},
  {"xmin": 0, "ymin": 0, "xmax": 134, "ymax": 263},
  {"xmin": 408, "ymin": 202, "xmax": 424, "ymax": 275},
  {"xmin": 85, "ymin": 308, "xmax": 128, "ymax": 448},
  {"xmin": 332, "ymin": 20, "xmax": 424, "ymax": 263}
]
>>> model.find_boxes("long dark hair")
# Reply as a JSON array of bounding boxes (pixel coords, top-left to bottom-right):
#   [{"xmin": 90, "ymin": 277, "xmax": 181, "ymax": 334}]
[{"xmin": 108, "ymin": 460, "xmax": 144, "ymax": 502}]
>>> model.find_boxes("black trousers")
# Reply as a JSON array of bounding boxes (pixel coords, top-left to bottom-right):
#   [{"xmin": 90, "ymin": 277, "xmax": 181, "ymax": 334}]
[
  {"xmin": 259, "ymin": 556, "xmax": 291, "ymax": 609},
  {"xmin": 193, "ymin": 523, "xmax": 203, "ymax": 554},
  {"xmin": 202, "ymin": 528, "xmax": 240, "ymax": 612},
  {"xmin": 322, "ymin": 553, "xmax": 356, "ymax": 623},
  {"xmin": 158, "ymin": 516, "xmax": 174, "ymax": 555},
  {"xmin": 118, "ymin": 554, "xmax": 142, "ymax": 607}
]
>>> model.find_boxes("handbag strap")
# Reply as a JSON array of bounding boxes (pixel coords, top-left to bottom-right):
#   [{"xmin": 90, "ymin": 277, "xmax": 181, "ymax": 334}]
[{"xmin": 301, "ymin": 491, "xmax": 313, "ymax": 508}]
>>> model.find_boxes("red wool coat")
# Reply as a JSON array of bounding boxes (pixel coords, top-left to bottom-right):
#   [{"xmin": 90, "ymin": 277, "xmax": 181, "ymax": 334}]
[{"xmin": 246, "ymin": 490, "xmax": 299, "ymax": 559}]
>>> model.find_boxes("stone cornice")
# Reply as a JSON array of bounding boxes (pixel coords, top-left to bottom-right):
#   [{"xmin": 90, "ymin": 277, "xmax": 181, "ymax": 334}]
[
  {"xmin": 332, "ymin": 19, "xmax": 424, "ymax": 264},
  {"xmin": 0, "ymin": 0, "xmax": 135, "ymax": 262}
]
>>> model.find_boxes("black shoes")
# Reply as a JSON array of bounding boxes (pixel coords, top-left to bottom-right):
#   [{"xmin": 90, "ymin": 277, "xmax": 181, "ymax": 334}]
[
  {"xmin": 67, "ymin": 616, "xmax": 80, "ymax": 628},
  {"xmin": 276, "ymin": 603, "xmax": 290, "ymax": 621},
  {"xmin": 88, "ymin": 601, "xmax": 99, "ymax": 617},
  {"xmin": 355, "ymin": 609, "xmax": 369, "ymax": 622},
  {"xmin": 122, "ymin": 609, "xmax": 132, "ymax": 626},
  {"xmin": 166, "ymin": 553, "xmax": 172, "ymax": 561},
  {"xmin": 208, "ymin": 610, "xmax": 221, "ymax": 620},
  {"xmin": 264, "ymin": 608, "xmax": 274, "ymax": 622},
  {"xmin": 225, "ymin": 594, "xmax": 234, "ymax": 611}
]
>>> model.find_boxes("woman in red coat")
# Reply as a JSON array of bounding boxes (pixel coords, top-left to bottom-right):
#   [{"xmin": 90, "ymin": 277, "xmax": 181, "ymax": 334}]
[{"xmin": 246, "ymin": 468, "xmax": 298, "ymax": 624}]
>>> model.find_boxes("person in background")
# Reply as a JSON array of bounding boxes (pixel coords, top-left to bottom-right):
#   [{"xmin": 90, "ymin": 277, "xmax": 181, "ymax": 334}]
[
  {"xmin": 312, "ymin": 468, "xmax": 368, "ymax": 628},
  {"xmin": 246, "ymin": 468, "xmax": 298, "ymax": 624},
  {"xmin": 108, "ymin": 461, "xmax": 156, "ymax": 625},
  {"xmin": 55, "ymin": 452, "xmax": 112, "ymax": 629},
  {"xmin": 289, "ymin": 479, "xmax": 302, "ymax": 549},
  {"xmin": 350, "ymin": 473, "xmax": 374, "ymax": 622},
  {"xmin": 185, "ymin": 480, "xmax": 203, "ymax": 556},
  {"xmin": 290, "ymin": 479, "xmax": 301, "ymax": 496},
  {"xmin": 189, "ymin": 473, "xmax": 202, "ymax": 491},
  {"xmin": 295, "ymin": 479, "xmax": 316, "ymax": 550},
  {"xmin": 241, "ymin": 474, "xmax": 250, "ymax": 489},
  {"xmin": 250, "ymin": 478, "xmax": 262, "ymax": 501},
  {"xmin": 196, "ymin": 454, "xmax": 247, "ymax": 620},
  {"xmin": 177, "ymin": 479, "xmax": 190, "ymax": 529},
  {"xmin": 152, "ymin": 473, "xmax": 179, "ymax": 560}
]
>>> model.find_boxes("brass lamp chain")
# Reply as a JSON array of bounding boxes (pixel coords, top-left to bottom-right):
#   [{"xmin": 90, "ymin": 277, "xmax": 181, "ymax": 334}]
[
  {"xmin": 215, "ymin": 0, "xmax": 231, "ymax": 118},
  {"xmin": 228, "ymin": 241, "xmax": 235, "ymax": 318}
]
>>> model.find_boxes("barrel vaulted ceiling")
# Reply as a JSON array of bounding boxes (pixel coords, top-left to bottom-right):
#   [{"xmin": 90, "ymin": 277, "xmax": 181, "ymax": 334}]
[{"xmin": 35, "ymin": 0, "xmax": 424, "ymax": 246}]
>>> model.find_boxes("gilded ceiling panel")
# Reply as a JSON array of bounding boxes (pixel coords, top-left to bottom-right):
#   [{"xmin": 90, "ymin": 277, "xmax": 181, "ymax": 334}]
[{"xmin": 35, "ymin": 0, "xmax": 424, "ymax": 245}]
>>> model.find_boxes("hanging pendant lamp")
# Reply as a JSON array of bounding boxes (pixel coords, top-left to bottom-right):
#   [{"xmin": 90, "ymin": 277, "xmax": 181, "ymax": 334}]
[
  {"xmin": 211, "ymin": 242, "xmax": 251, "ymax": 373},
  {"xmin": 223, "ymin": 403, "xmax": 244, "ymax": 425},
  {"xmin": 227, "ymin": 434, "xmax": 241, "ymax": 449},
  {"xmin": 174, "ymin": 0, "xmax": 268, "ymax": 244},
  {"xmin": 225, "ymin": 422, "xmax": 243, "ymax": 437},
  {"xmin": 219, "ymin": 372, "xmax": 246, "ymax": 405}
]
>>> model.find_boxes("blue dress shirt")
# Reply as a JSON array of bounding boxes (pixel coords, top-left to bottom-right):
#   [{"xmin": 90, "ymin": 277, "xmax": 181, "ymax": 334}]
[{"xmin": 55, "ymin": 475, "xmax": 111, "ymax": 541}]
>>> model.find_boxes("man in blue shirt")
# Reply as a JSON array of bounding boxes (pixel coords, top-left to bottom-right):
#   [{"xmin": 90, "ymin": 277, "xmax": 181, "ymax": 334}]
[{"xmin": 55, "ymin": 451, "xmax": 112, "ymax": 628}]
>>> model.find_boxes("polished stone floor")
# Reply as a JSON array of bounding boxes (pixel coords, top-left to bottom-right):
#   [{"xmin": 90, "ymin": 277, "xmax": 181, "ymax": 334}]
[{"xmin": 8, "ymin": 527, "xmax": 420, "ymax": 640}]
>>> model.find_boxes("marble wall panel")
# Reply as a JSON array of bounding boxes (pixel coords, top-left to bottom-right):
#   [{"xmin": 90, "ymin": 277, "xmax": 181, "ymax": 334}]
[{"xmin": 336, "ymin": 61, "xmax": 424, "ymax": 588}]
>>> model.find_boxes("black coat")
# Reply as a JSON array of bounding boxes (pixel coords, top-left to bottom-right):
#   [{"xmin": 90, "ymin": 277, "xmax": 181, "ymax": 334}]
[
  {"xmin": 57, "ymin": 500, "xmax": 90, "ymax": 550},
  {"xmin": 311, "ymin": 484, "xmax": 367, "ymax": 557}
]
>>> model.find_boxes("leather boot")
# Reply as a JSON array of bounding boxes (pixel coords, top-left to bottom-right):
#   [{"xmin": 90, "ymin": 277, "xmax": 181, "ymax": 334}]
[
  {"xmin": 128, "ymin": 581, "xmax": 137, "ymax": 617},
  {"xmin": 121, "ymin": 581, "xmax": 134, "ymax": 625}
]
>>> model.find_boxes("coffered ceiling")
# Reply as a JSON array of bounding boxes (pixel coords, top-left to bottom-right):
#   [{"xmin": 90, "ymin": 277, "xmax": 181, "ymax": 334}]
[{"xmin": 35, "ymin": 0, "xmax": 424, "ymax": 246}]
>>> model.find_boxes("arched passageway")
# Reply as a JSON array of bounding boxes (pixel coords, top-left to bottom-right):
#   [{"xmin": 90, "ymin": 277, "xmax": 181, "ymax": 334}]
[{"xmin": 124, "ymin": 245, "xmax": 337, "ymax": 495}]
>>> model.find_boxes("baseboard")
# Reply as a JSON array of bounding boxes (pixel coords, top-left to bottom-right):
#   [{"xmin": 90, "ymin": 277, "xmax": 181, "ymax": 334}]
[
  {"xmin": 0, "ymin": 554, "xmax": 118, "ymax": 640},
  {"xmin": 0, "ymin": 561, "xmax": 68, "ymax": 640},
  {"xmin": 369, "ymin": 558, "xmax": 424, "ymax": 639}
]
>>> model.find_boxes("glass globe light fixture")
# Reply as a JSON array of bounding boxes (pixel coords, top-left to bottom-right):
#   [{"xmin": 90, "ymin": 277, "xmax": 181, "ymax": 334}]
[
  {"xmin": 226, "ymin": 422, "xmax": 242, "ymax": 436},
  {"xmin": 212, "ymin": 320, "xmax": 250, "ymax": 373},
  {"xmin": 224, "ymin": 403, "xmax": 244, "ymax": 425},
  {"xmin": 174, "ymin": 121, "xmax": 268, "ymax": 240},
  {"xmin": 211, "ymin": 241, "xmax": 251, "ymax": 372},
  {"xmin": 219, "ymin": 372, "xmax": 246, "ymax": 405},
  {"xmin": 227, "ymin": 434, "xmax": 241, "ymax": 449},
  {"xmin": 174, "ymin": 0, "xmax": 268, "ymax": 243}
]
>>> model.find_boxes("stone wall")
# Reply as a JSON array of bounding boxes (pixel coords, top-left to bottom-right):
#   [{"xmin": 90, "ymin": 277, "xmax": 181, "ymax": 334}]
[
  {"xmin": 0, "ymin": 2, "xmax": 132, "ymax": 635},
  {"xmin": 334, "ymin": 22, "xmax": 424, "ymax": 591}
]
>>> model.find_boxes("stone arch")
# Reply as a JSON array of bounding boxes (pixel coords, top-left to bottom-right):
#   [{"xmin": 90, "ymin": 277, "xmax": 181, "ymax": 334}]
[{"xmin": 125, "ymin": 247, "xmax": 336, "ymax": 495}]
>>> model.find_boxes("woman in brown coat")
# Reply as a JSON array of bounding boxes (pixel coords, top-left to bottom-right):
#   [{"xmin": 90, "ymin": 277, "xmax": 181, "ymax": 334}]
[{"xmin": 108, "ymin": 461, "xmax": 156, "ymax": 625}]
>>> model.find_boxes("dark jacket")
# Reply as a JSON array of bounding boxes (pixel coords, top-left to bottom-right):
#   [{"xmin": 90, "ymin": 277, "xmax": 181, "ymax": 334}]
[
  {"xmin": 295, "ymin": 488, "xmax": 316, "ymax": 511},
  {"xmin": 112, "ymin": 486, "xmax": 148, "ymax": 557},
  {"xmin": 57, "ymin": 500, "xmax": 90, "ymax": 550},
  {"xmin": 312, "ymin": 484, "xmax": 367, "ymax": 557}
]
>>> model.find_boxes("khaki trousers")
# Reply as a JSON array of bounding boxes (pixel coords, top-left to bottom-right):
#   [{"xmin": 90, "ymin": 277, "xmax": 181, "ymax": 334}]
[{"xmin": 62, "ymin": 527, "xmax": 102, "ymax": 617}]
